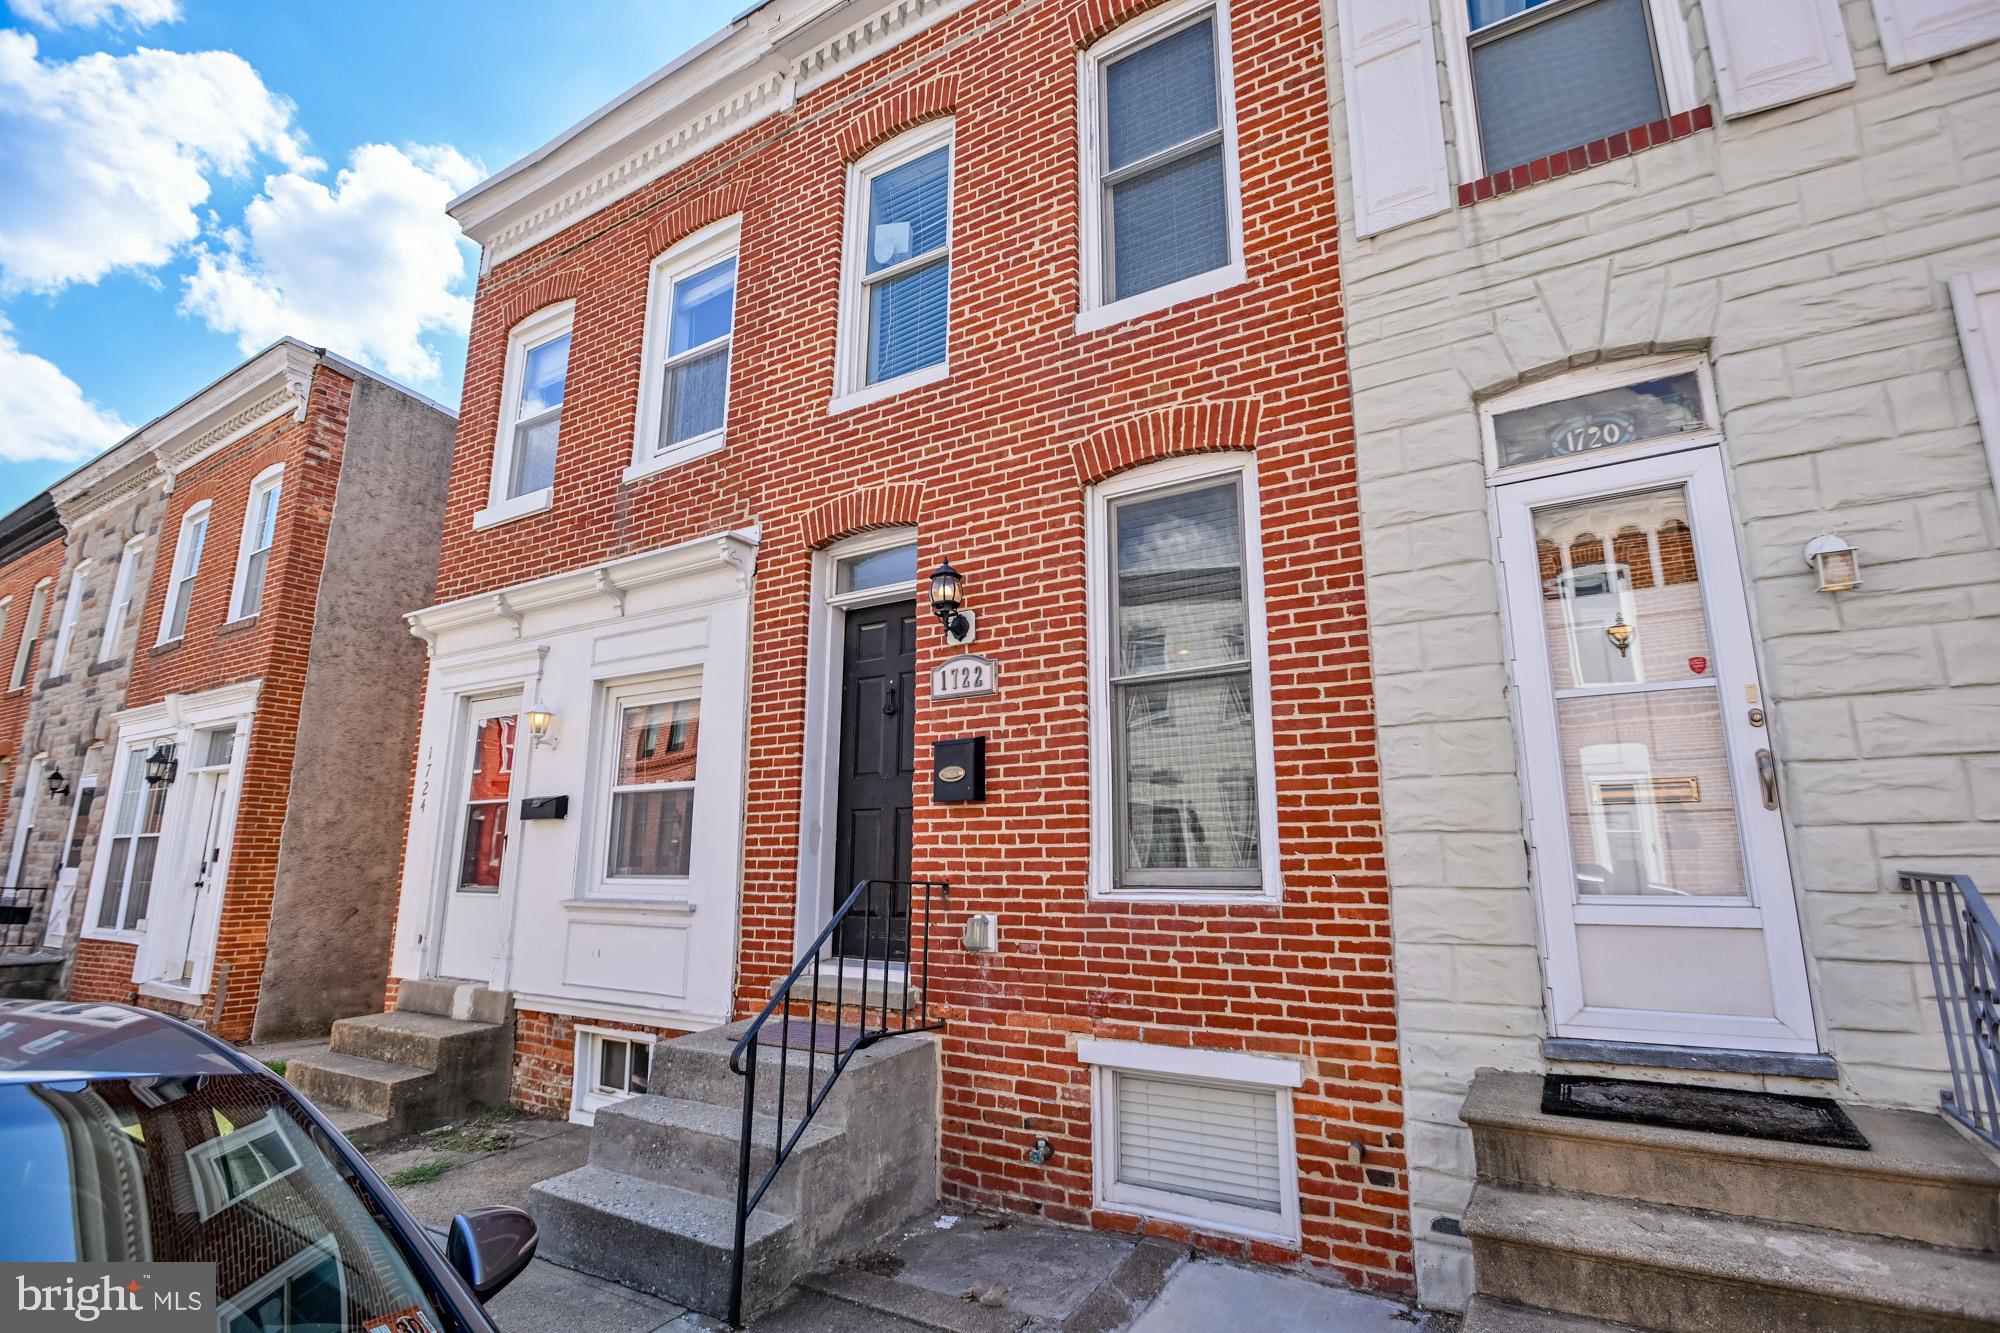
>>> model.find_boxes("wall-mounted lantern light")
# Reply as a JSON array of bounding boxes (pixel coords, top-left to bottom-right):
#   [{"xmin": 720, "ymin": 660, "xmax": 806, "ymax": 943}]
[
  {"xmin": 526, "ymin": 697, "xmax": 557, "ymax": 748},
  {"xmin": 928, "ymin": 560, "xmax": 975, "ymax": 645},
  {"xmin": 143, "ymin": 743, "xmax": 178, "ymax": 788},
  {"xmin": 1604, "ymin": 614, "xmax": 1633, "ymax": 658},
  {"xmin": 45, "ymin": 767, "xmax": 69, "ymax": 799},
  {"xmin": 1803, "ymin": 532, "xmax": 1861, "ymax": 593}
]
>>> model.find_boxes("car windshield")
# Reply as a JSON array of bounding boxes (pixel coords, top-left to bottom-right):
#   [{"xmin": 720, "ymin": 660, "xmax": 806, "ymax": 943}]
[{"xmin": 0, "ymin": 1070, "xmax": 457, "ymax": 1333}]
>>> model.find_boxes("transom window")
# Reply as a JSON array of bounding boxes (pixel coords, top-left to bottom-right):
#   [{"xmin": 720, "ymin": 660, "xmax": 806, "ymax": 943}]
[
  {"xmin": 836, "ymin": 121, "xmax": 953, "ymax": 405},
  {"xmin": 603, "ymin": 686, "xmax": 701, "ymax": 883},
  {"xmin": 96, "ymin": 743, "xmax": 169, "ymax": 933},
  {"xmin": 638, "ymin": 219, "xmax": 739, "ymax": 472},
  {"xmin": 1480, "ymin": 355, "xmax": 1719, "ymax": 475},
  {"xmin": 834, "ymin": 542, "xmax": 918, "ymax": 597},
  {"xmin": 1082, "ymin": 0, "xmax": 1243, "ymax": 324},
  {"xmin": 230, "ymin": 466, "xmax": 284, "ymax": 620},
  {"xmin": 160, "ymin": 504, "xmax": 211, "ymax": 643},
  {"xmin": 1465, "ymin": 0, "xmax": 1668, "ymax": 176},
  {"xmin": 481, "ymin": 303, "xmax": 573, "ymax": 525}
]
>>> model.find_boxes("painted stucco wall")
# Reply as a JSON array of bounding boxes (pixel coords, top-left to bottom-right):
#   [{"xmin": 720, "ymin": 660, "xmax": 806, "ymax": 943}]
[
  {"xmin": 254, "ymin": 374, "xmax": 456, "ymax": 1040},
  {"xmin": 1317, "ymin": 0, "xmax": 2000, "ymax": 1307}
]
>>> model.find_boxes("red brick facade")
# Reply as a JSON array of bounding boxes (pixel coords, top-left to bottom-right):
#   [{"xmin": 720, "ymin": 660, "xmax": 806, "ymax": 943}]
[
  {"xmin": 428, "ymin": 0, "xmax": 1407, "ymax": 1290},
  {"xmin": 0, "ymin": 534, "xmax": 63, "ymax": 776}
]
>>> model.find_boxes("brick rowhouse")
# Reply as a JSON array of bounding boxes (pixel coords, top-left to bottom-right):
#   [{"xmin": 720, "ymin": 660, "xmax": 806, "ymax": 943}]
[{"xmin": 400, "ymin": 0, "xmax": 1409, "ymax": 1290}]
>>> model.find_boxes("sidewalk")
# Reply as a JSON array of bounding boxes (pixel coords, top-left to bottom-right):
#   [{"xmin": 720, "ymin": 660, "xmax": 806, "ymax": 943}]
[{"xmin": 365, "ymin": 1113, "xmax": 1450, "ymax": 1333}]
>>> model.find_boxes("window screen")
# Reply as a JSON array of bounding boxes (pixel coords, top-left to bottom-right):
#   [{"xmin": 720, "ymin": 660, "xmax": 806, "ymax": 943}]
[
  {"xmin": 1113, "ymin": 1072, "xmax": 1282, "ymax": 1212},
  {"xmin": 862, "ymin": 144, "xmax": 950, "ymax": 384},
  {"xmin": 661, "ymin": 256, "xmax": 736, "ymax": 449},
  {"xmin": 1470, "ymin": 0, "xmax": 1665, "ymax": 176}
]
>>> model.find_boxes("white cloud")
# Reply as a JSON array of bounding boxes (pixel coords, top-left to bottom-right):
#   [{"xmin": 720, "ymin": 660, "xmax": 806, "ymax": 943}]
[
  {"xmin": 0, "ymin": 316, "xmax": 129, "ymax": 463},
  {"xmin": 8, "ymin": 0, "xmax": 181, "ymax": 28},
  {"xmin": 0, "ymin": 30, "xmax": 311, "ymax": 293},
  {"xmin": 181, "ymin": 143, "xmax": 482, "ymax": 384}
]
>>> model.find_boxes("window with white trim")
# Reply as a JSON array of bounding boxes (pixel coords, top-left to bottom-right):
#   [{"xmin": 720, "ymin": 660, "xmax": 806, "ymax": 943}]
[
  {"xmin": 230, "ymin": 465, "xmax": 284, "ymax": 620},
  {"xmin": 6, "ymin": 755, "xmax": 42, "ymax": 885},
  {"xmin": 46, "ymin": 560, "xmax": 88, "ymax": 680},
  {"xmin": 0, "ymin": 600, "xmax": 12, "ymax": 681},
  {"xmin": 188, "ymin": 1111, "xmax": 302, "ymax": 1220},
  {"xmin": 1083, "ymin": 1039, "xmax": 1301, "ymax": 1242},
  {"xmin": 481, "ymin": 303, "xmax": 572, "ymax": 526},
  {"xmin": 159, "ymin": 502, "xmax": 211, "ymax": 643},
  {"xmin": 98, "ymin": 538, "xmax": 142, "ymax": 664},
  {"xmin": 572, "ymin": 1028, "xmax": 652, "ymax": 1122},
  {"xmin": 9, "ymin": 580, "xmax": 46, "ymax": 689},
  {"xmin": 835, "ymin": 120, "xmax": 953, "ymax": 406},
  {"xmin": 1464, "ymin": 1, "xmax": 1667, "ymax": 175},
  {"xmin": 94, "ymin": 742, "xmax": 168, "ymax": 935},
  {"xmin": 598, "ymin": 678, "xmax": 701, "ymax": 888},
  {"xmin": 1090, "ymin": 454, "xmax": 1278, "ymax": 898},
  {"xmin": 1080, "ymin": 0, "xmax": 1244, "ymax": 327},
  {"xmin": 635, "ymin": 220, "xmax": 738, "ymax": 473}
]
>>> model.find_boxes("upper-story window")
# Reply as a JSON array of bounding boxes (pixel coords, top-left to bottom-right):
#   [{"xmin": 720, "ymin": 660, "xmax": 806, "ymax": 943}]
[
  {"xmin": 1465, "ymin": 0, "xmax": 1667, "ymax": 176},
  {"xmin": 1078, "ymin": 0, "xmax": 1245, "ymax": 332},
  {"xmin": 9, "ymin": 579, "xmax": 47, "ymax": 690},
  {"xmin": 834, "ymin": 120, "xmax": 953, "ymax": 410},
  {"xmin": 99, "ymin": 537, "xmax": 143, "ymax": 664},
  {"xmin": 158, "ymin": 502, "xmax": 211, "ymax": 644},
  {"xmin": 229, "ymin": 464, "xmax": 284, "ymax": 620},
  {"xmin": 634, "ymin": 219, "xmax": 738, "ymax": 477},
  {"xmin": 47, "ymin": 560, "xmax": 89, "ymax": 681},
  {"xmin": 478, "ymin": 302, "xmax": 573, "ymax": 529}
]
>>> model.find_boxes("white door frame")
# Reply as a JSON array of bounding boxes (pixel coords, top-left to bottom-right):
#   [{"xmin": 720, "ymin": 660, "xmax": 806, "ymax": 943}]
[
  {"xmin": 1494, "ymin": 444, "xmax": 1818, "ymax": 1052},
  {"xmin": 427, "ymin": 691, "xmax": 526, "ymax": 984}
]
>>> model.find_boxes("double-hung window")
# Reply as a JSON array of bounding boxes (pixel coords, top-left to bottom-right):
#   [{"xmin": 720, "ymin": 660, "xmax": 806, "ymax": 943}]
[
  {"xmin": 836, "ymin": 121, "xmax": 953, "ymax": 407},
  {"xmin": 635, "ymin": 221, "xmax": 738, "ymax": 475},
  {"xmin": 159, "ymin": 503, "xmax": 210, "ymax": 644},
  {"xmin": 9, "ymin": 580, "xmax": 46, "ymax": 689},
  {"xmin": 1091, "ymin": 455, "xmax": 1277, "ymax": 898},
  {"xmin": 230, "ymin": 465, "xmax": 284, "ymax": 620},
  {"xmin": 600, "ymin": 681, "xmax": 701, "ymax": 888},
  {"xmin": 1080, "ymin": 0, "xmax": 1244, "ymax": 329},
  {"xmin": 99, "ymin": 538, "xmax": 142, "ymax": 664},
  {"xmin": 95, "ymin": 744, "xmax": 168, "ymax": 934},
  {"xmin": 47, "ymin": 561, "xmax": 87, "ymax": 681},
  {"xmin": 480, "ymin": 303, "xmax": 572, "ymax": 527}
]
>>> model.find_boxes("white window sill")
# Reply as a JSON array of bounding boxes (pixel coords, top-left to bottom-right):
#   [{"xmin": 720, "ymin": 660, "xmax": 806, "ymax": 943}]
[
  {"xmin": 79, "ymin": 928, "xmax": 142, "ymax": 946},
  {"xmin": 566, "ymin": 894, "xmax": 698, "ymax": 917},
  {"xmin": 624, "ymin": 432, "xmax": 726, "ymax": 485},
  {"xmin": 472, "ymin": 487, "xmax": 553, "ymax": 531},
  {"xmin": 828, "ymin": 361, "xmax": 950, "ymax": 415},
  {"xmin": 1075, "ymin": 263, "xmax": 1249, "ymax": 335},
  {"xmin": 1088, "ymin": 883, "xmax": 1279, "ymax": 905},
  {"xmin": 138, "ymin": 979, "xmax": 204, "ymax": 1003},
  {"xmin": 153, "ymin": 635, "xmax": 183, "ymax": 650}
]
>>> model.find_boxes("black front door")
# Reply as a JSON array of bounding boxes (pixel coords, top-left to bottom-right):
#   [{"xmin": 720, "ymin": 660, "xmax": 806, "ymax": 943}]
[{"xmin": 832, "ymin": 600, "xmax": 915, "ymax": 957}]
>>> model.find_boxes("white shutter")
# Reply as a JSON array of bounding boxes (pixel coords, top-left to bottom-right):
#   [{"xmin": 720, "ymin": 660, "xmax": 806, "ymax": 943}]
[
  {"xmin": 1872, "ymin": 0, "xmax": 2000, "ymax": 68},
  {"xmin": 1337, "ymin": 0, "xmax": 1452, "ymax": 237},
  {"xmin": 1113, "ymin": 1073, "xmax": 1282, "ymax": 1211},
  {"xmin": 1951, "ymin": 270, "xmax": 2000, "ymax": 507},
  {"xmin": 1705, "ymin": 0, "xmax": 1856, "ymax": 117}
]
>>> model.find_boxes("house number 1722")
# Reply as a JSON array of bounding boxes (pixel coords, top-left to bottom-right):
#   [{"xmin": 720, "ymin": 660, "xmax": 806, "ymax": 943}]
[{"xmin": 931, "ymin": 653, "xmax": 998, "ymax": 700}]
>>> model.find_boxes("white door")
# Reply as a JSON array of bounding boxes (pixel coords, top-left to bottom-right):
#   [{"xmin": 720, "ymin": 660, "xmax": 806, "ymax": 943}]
[
  {"xmin": 1496, "ymin": 446, "xmax": 1817, "ymax": 1052},
  {"xmin": 143, "ymin": 726, "xmax": 237, "ymax": 988},
  {"xmin": 434, "ymin": 699, "xmax": 520, "ymax": 983}
]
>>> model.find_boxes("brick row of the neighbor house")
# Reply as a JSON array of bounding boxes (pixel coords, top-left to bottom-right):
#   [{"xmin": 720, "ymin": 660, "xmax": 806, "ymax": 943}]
[{"xmin": 2, "ymin": 0, "xmax": 1998, "ymax": 1327}]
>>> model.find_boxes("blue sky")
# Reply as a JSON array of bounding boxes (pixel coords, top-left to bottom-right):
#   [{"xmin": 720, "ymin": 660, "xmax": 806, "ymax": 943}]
[{"xmin": 0, "ymin": 0, "xmax": 743, "ymax": 511}]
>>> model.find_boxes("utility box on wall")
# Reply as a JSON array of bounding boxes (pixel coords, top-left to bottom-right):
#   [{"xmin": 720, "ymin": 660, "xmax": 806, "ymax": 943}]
[{"xmin": 932, "ymin": 736, "xmax": 986, "ymax": 803}]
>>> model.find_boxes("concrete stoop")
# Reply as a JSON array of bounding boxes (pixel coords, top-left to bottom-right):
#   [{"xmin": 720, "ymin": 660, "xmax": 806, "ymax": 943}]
[
  {"xmin": 286, "ymin": 980, "xmax": 513, "ymax": 1149},
  {"xmin": 1457, "ymin": 1070, "xmax": 2000, "ymax": 1333},
  {"xmin": 526, "ymin": 1019, "xmax": 940, "ymax": 1322}
]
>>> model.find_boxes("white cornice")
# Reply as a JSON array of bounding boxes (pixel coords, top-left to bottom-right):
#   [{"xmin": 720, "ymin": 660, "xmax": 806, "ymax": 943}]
[{"xmin": 453, "ymin": 0, "xmax": 969, "ymax": 268}]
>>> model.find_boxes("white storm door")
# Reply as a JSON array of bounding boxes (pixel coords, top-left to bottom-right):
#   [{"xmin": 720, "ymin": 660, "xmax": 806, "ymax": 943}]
[
  {"xmin": 1496, "ymin": 447, "xmax": 1816, "ymax": 1052},
  {"xmin": 434, "ymin": 698, "xmax": 521, "ymax": 984}
]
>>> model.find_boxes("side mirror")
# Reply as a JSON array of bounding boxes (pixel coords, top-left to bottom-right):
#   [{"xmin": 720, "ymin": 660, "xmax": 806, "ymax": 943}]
[{"xmin": 446, "ymin": 1206, "xmax": 537, "ymax": 1301}]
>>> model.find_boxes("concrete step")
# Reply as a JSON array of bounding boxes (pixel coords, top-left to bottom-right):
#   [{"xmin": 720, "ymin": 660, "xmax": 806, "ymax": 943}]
[
  {"xmin": 288, "ymin": 1049, "xmax": 433, "ymax": 1121},
  {"xmin": 317, "ymin": 1103, "xmax": 394, "ymax": 1150},
  {"xmin": 330, "ymin": 1010, "xmax": 512, "ymax": 1102},
  {"xmin": 1462, "ymin": 1183, "xmax": 2000, "ymax": 1333},
  {"xmin": 588, "ymin": 1093, "xmax": 845, "ymax": 1212},
  {"xmin": 394, "ymin": 977, "xmax": 512, "ymax": 1025},
  {"xmin": 526, "ymin": 1163, "xmax": 802, "ymax": 1320},
  {"xmin": 1462, "ymin": 1295, "xmax": 1651, "ymax": 1333},
  {"xmin": 655, "ymin": 1019, "xmax": 937, "ymax": 1127},
  {"xmin": 1461, "ymin": 1070, "xmax": 2000, "ymax": 1253}
]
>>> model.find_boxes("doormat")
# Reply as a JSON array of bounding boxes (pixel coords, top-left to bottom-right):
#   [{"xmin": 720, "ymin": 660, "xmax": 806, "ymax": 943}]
[
  {"xmin": 769, "ymin": 1018, "xmax": 862, "ymax": 1053},
  {"xmin": 1541, "ymin": 1074, "xmax": 1870, "ymax": 1150}
]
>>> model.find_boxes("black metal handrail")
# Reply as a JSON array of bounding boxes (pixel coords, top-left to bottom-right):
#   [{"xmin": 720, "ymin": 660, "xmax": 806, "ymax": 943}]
[
  {"xmin": 1903, "ymin": 870, "xmax": 2000, "ymax": 1151},
  {"xmin": 0, "ymin": 884, "xmax": 52, "ymax": 954},
  {"xmin": 725, "ymin": 877, "xmax": 948, "ymax": 1326}
]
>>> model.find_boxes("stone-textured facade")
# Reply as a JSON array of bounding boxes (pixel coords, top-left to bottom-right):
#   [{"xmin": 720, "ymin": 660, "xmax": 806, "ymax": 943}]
[{"xmin": 1318, "ymin": 0, "xmax": 2000, "ymax": 1307}]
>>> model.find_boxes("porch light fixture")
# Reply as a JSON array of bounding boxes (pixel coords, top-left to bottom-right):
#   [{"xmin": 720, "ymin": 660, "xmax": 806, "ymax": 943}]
[
  {"xmin": 44, "ymin": 767, "xmax": 69, "ymax": 799},
  {"xmin": 144, "ymin": 742, "xmax": 178, "ymax": 788},
  {"xmin": 1803, "ymin": 532, "xmax": 1861, "ymax": 593},
  {"xmin": 1604, "ymin": 614, "xmax": 1633, "ymax": 657},
  {"xmin": 928, "ymin": 560, "xmax": 974, "ymax": 644},
  {"xmin": 526, "ymin": 698, "xmax": 556, "ymax": 748}
]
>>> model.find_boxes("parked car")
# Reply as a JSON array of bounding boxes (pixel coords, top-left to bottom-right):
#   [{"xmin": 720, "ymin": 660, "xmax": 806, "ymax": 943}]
[{"xmin": 0, "ymin": 998, "xmax": 536, "ymax": 1331}]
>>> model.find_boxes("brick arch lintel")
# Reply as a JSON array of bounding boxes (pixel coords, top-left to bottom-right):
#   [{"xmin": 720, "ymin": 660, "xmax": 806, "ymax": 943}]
[
  {"xmin": 1070, "ymin": 399, "xmax": 1263, "ymax": 486},
  {"xmin": 644, "ymin": 182, "xmax": 756, "ymax": 259},
  {"xmin": 835, "ymin": 76, "xmax": 959, "ymax": 162},
  {"xmin": 801, "ymin": 483, "xmax": 928, "ymax": 550},
  {"xmin": 1068, "ymin": 0, "xmax": 1180, "ymax": 49},
  {"xmin": 495, "ymin": 269, "xmax": 586, "ymax": 332}
]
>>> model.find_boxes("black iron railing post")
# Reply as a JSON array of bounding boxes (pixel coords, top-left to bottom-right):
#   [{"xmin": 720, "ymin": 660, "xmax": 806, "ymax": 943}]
[{"xmin": 1903, "ymin": 870, "xmax": 2000, "ymax": 1151}]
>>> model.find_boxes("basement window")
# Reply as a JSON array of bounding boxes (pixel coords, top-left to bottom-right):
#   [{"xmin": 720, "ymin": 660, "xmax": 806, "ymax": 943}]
[{"xmin": 572, "ymin": 1027, "xmax": 652, "ymax": 1124}]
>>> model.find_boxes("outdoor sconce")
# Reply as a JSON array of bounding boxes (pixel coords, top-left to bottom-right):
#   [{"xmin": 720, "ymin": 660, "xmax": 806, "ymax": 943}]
[
  {"xmin": 44, "ymin": 767, "xmax": 69, "ymax": 799},
  {"xmin": 526, "ymin": 698, "xmax": 557, "ymax": 748},
  {"xmin": 1604, "ymin": 614, "xmax": 1633, "ymax": 658},
  {"xmin": 143, "ymin": 743, "xmax": 178, "ymax": 788},
  {"xmin": 1803, "ymin": 532, "xmax": 1861, "ymax": 593},
  {"xmin": 928, "ymin": 560, "xmax": 975, "ymax": 645}
]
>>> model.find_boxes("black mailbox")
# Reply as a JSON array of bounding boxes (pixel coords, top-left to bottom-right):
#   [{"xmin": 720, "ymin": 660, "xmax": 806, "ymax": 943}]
[
  {"xmin": 932, "ymin": 737, "xmax": 986, "ymax": 803},
  {"xmin": 520, "ymin": 795, "xmax": 569, "ymax": 821}
]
